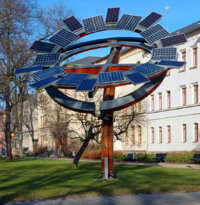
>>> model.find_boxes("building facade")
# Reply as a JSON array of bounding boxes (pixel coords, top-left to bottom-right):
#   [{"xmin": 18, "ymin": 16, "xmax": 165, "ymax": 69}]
[{"xmin": 147, "ymin": 21, "xmax": 200, "ymax": 152}]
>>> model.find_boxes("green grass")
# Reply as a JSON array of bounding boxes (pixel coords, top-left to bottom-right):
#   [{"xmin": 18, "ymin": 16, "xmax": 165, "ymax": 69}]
[{"xmin": 1, "ymin": 158, "xmax": 200, "ymax": 204}]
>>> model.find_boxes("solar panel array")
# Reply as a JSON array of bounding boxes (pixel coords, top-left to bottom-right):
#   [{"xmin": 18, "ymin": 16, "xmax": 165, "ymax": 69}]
[
  {"xmin": 140, "ymin": 24, "xmax": 169, "ymax": 44},
  {"xmin": 32, "ymin": 67, "xmax": 65, "ymax": 80},
  {"xmin": 76, "ymin": 79, "xmax": 97, "ymax": 92},
  {"xmin": 15, "ymin": 66, "xmax": 43, "ymax": 76},
  {"xmin": 151, "ymin": 48, "xmax": 177, "ymax": 61},
  {"xmin": 125, "ymin": 72, "xmax": 150, "ymax": 85},
  {"xmin": 49, "ymin": 29, "xmax": 79, "ymax": 49},
  {"xmin": 157, "ymin": 60, "xmax": 186, "ymax": 67},
  {"xmin": 83, "ymin": 15, "xmax": 106, "ymax": 34},
  {"xmin": 139, "ymin": 12, "xmax": 162, "ymax": 29},
  {"xmin": 30, "ymin": 41, "xmax": 56, "ymax": 53},
  {"xmin": 31, "ymin": 76, "xmax": 59, "ymax": 90},
  {"xmin": 57, "ymin": 73, "xmax": 90, "ymax": 85},
  {"xmin": 32, "ymin": 54, "xmax": 60, "ymax": 66},
  {"xmin": 98, "ymin": 71, "xmax": 124, "ymax": 84},
  {"xmin": 161, "ymin": 34, "xmax": 187, "ymax": 47},
  {"xmin": 115, "ymin": 14, "xmax": 142, "ymax": 31},
  {"xmin": 63, "ymin": 16, "xmax": 83, "ymax": 32},
  {"xmin": 130, "ymin": 63, "xmax": 164, "ymax": 76},
  {"xmin": 105, "ymin": 8, "xmax": 120, "ymax": 23}
]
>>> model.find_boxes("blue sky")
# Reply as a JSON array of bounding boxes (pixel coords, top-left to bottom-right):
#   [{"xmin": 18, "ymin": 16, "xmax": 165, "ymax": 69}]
[{"xmin": 39, "ymin": 0, "xmax": 200, "ymax": 59}]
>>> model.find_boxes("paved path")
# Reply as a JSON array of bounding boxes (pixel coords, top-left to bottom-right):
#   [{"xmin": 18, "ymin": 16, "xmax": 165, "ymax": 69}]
[
  {"xmin": 35, "ymin": 157, "xmax": 200, "ymax": 170},
  {"xmin": 4, "ymin": 192, "xmax": 200, "ymax": 205}
]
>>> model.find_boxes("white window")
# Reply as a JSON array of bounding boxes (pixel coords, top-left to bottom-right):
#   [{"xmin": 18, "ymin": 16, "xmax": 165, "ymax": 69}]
[
  {"xmin": 194, "ymin": 123, "xmax": 198, "ymax": 142},
  {"xmin": 151, "ymin": 127, "xmax": 154, "ymax": 143},
  {"xmin": 182, "ymin": 124, "xmax": 186, "ymax": 142},
  {"xmin": 158, "ymin": 126, "xmax": 162, "ymax": 143}
]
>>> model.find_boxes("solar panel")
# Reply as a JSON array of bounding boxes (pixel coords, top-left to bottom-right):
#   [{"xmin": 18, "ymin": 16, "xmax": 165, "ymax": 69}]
[
  {"xmin": 157, "ymin": 60, "xmax": 186, "ymax": 67},
  {"xmin": 31, "ymin": 76, "xmax": 59, "ymax": 90},
  {"xmin": 83, "ymin": 15, "xmax": 106, "ymax": 34},
  {"xmin": 151, "ymin": 48, "xmax": 177, "ymax": 61},
  {"xmin": 161, "ymin": 34, "xmax": 187, "ymax": 47},
  {"xmin": 32, "ymin": 54, "xmax": 60, "ymax": 67},
  {"xmin": 105, "ymin": 8, "xmax": 120, "ymax": 23},
  {"xmin": 49, "ymin": 29, "xmax": 79, "ymax": 49},
  {"xmin": 76, "ymin": 79, "xmax": 97, "ymax": 92},
  {"xmin": 130, "ymin": 63, "xmax": 164, "ymax": 76},
  {"xmin": 98, "ymin": 71, "xmax": 124, "ymax": 84},
  {"xmin": 63, "ymin": 16, "xmax": 83, "ymax": 32},
  {"xmin": 15, "ymin": 66, "xmax": 43, "ymax": 76},
  {"xmin": 139, "ymin": 12, "xmax": 162, "ymax": 29},
  {"xmin": 125, "ymin": 72, "xmax": 150, "ymax": 85},
  {"xmin": 140, "ymin": 24, "xmax": 169, "ymax": 44},
  {"xmin": 30, "ymin": 41, "xmax": 56, "ymax": 53},
  {"xmin": 32, "ymin": 67, "xmax": 65, "ymax": 80},
  {"xmin": 57, "ymin": 73, "xmax": 90, "ymax": 85},
  {"xmin": 115, "ymin": 14, "xmax": 142, "ymax": 31}
]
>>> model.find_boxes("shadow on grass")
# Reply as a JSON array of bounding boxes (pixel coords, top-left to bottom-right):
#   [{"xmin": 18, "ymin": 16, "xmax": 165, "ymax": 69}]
[{"xmin": 0, "ymin": 158, "xmax": 200, "ymax": 204}]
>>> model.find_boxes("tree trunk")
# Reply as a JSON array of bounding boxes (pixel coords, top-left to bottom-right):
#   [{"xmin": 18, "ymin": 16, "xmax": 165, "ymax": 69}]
[
  {"xmin": 5, "ymin": 84, "xmax": 12, "ymax": 161},
  {"xmin": 71, "ymin": 138, "xmax": 90, "ymax": 168}
]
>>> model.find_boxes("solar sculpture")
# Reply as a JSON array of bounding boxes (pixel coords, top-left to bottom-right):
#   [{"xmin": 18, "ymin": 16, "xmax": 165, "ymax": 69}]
[{"xmin": 15, "ymin": 8, "xmax": 187, "ymax": 179}]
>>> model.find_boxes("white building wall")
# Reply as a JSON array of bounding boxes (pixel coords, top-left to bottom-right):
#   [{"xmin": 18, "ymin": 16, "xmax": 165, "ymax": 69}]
[{"xmin": 147, "ymin": 29, "xmax": 200, "ymax": 152}]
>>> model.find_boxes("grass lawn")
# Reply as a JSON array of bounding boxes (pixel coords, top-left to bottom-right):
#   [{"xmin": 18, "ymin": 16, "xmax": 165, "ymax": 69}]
[{"xmin": 1, "ymin": 158, "xmax": 200, "ymax": 204}]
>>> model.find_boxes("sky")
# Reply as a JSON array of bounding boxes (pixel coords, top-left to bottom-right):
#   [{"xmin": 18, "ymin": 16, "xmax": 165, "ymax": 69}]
[{"xmin": 38, "ymin": 0, "xmax": 200, "ymax": 59}]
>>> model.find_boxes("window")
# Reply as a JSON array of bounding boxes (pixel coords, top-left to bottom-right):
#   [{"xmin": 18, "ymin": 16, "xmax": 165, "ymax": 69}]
[
  {"xmin": 137, "ymin": 102, "xmax": 141, "ymax": 112},
  {"xmin": 40, "ymin": 135, "xmax": 47, "ymax": 146},
  {"xmin": 159, "ymin": 93, "xmax": 162, "ymax": 110},
  {"xmin": 194, "ymin": 85, "xmax": 198, "ymax": 104},
  {"xmin": 138, "ymin": 126, "xmax": 141, "ymax": 144},
  {"xmin": 182, "ymin": 88, "xmax": 186, "ymax": 106},
  {"xmin": 194, "ymin": 123, "xmax": 198, "ymax": 142},
  {"xmin": 167, "ymin": 126, "xmax": 171, "ymax": 143},
  {"xmin": 125, "ymin": 132, "xmax": 128, "ymax": 144},
  {"xmin": 151, "ymin": 95, "xmax": 154, "ymax": 111},
  {"xmin": 151, "ymin": 127, "xmax": 154, "ymax": 143},
  {"xmin": 193, "ymin": 48, "xmax": 197, "ymax": 67},
  {"xmin": 131, "ymin": 126, "xmax": 135, "ymax": 144},
  {"xmin": 182, "ymin": 52, "xmax": 186, "ymax": 70},
  {"xmin": 183, "ymin": 124, "xmax": 186, "ymax": 142},
  {"xmin": 40, "ymin": 115, "xmax": 47, "ymax": 128},
  {"xmin": 159, "ymin": 126, "xmax": 162, "ymax": 143},
  {"xmin": 167, "ymin": 91, "xmax": 171, "ymax": 108}
]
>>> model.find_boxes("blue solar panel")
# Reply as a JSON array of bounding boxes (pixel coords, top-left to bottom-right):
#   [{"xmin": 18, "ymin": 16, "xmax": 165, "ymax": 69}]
[
  {"xmin": 139, "ymin": 12, "xmax": 162, "ymax": 29},
  {"xmin": 125, "ymin": 72, "xmax": 150, "ymax": 85},
  {"xmin": 151, "ymin": 48, "xmax": 177, "ymax": 61},
  {"xmin": 63, "ymin": 16, "xmax": 83, "ymax": 32},
  {"xmin": 106, "ymin": 8, "xmax": 120, "ymax": 23},
  {"xmin": 31, "ymin": 76, "xmax": 59, "ymax": 89},
  {"xmin": 15, "ymin": 66, "xmax": 43, "ymax": 76},
  {"xmin": 140, "ymin": 24, "xmax": 169, "ymax": 44},
  {"xmin": 130, "ymin": 63, "xmax": 164, "ymax": 76},
  {"xmin": 30, "ymin": 41, "xmax": 56, "ymax": 53},
  {"xmin": 115, "ymin": 14, "xmax": 142, "ymax": 31},
  {"xmin": 98, "ymin": 71, "xmax": 124, "ymax": 84},
  {"xmin": 157, "ymin": 60, "xmax": 186, "ymax": 67},
  {"xmin": 57, "ymin": 73, "xmax": 90, "ymax": 85},
  {"xmin": 49, "ymin": 29, "xmax": 79, "ymax": 49},
  {"xmin": 32, "ymin": 67, "xmax": 65, "ymax": 80},
  {"xmin": 83, "ymin": 15, "xmax": 106, "ymax": 34},
  {"xmin": 76, "ymin": 79, "xmax": 97, "ymax": 92},
  {"xmin": 161, "ymin": 34, "xmax": 187, "ymax": 47},
  {"xmin": 32, "ymin": 54, "xmax": 60, "ymax": 67}
]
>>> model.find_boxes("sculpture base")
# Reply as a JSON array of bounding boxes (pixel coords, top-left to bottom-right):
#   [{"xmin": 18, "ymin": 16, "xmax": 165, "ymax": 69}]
[{"xmin": 95, "ymin": 174, "xmax": 118, "ymax": 180}]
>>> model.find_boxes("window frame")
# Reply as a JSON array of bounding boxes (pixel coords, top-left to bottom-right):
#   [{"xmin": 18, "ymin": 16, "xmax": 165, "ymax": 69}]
[
  {"xmin": 151, "ymin": 127, "xmax": 154, "ymax": 143},
  {"xmin": 167, "ymin": 125, "xmax": 171, "ymax": 143},
  {"xmin": 167, "ymin": 91, "xmax": 171, "ymax": 108},
  {"xmin": 182, "ymin": 88, "xmax": 186, "ymax": 106},
  {"xmin": 151, "ymin": 95, "xmax": 154, "ymax": 111},
  {"xmin": 193, "ymin": 47, "xmax": 197, "ymax": 67},
  {"xmin": 194, "ymin": 85, "xmax": 198, "ymax": 104},
  {"xmin": 182, "ymin": 124, "xmax": 186, "ymax": 142},
  {"xmin": 182, "ymin": 51, "xmax": 186, "ymax": 70},
  {"xmin": 194, "ymin": 123, "xmax": 198, "ymax": 142},
  {"xmin": 159, "ymin": 93, "xmax": 162, "ymax": 110},
  {"xmin": 131, "ymin": 126, "xmax": 135, "ymax": 144},
  {"xmin": 138, "ymin": 126, "xmax": 142, "ymax": 144},
  {"xmin": 159, "ymin": 126, "xmax": 162, "ymax": 143}
]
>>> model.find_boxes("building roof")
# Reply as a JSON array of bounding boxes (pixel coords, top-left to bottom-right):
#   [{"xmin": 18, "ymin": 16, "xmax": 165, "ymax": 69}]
[
  {"xmin": 169, "ymin": 20, "xmax": 200, "ymax": 36},
  {"xmin": 69, "ymin": 56, "xmax": 102, "ymax": 66}
]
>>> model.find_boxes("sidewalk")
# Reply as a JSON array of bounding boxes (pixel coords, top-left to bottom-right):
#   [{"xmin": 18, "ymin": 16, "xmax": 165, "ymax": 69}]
[
  {"xmin": 36, "ymin": 157, "xmax": 200, "ymax": 170},
  {"xmin": 4, "ymin": 191, "xmax": 200, "ymax": 205}
]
